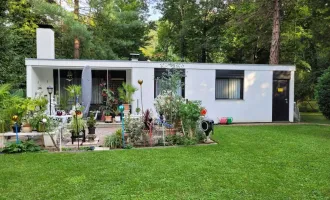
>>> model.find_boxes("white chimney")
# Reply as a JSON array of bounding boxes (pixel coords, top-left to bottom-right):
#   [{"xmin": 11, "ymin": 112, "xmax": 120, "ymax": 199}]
[{"xmin": 36, "ymin": 25, "xmax": 55, "ymax": 59}]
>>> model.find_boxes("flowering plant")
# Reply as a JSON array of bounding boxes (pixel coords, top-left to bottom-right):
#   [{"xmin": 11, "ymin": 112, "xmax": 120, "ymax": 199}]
[
  {"xmin": 200, "ymin": 108, "xmax": 207, "ymax": 116},
  {"xmin": 179, "ymin": 100, "xmax": 203, "ymax": 138},
  {"xmin": 154, "ymin": 90, "xmax": 184, "ymax": 125},
  {"xmin": 101, "ymin": 89, "xmax": 115, "ymax": 114}
]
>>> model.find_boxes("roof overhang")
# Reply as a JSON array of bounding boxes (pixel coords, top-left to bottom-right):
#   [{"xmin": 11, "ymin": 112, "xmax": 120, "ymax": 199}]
[{"xmin": 25, "ymin": 58, "xmax": 296, "ymax": 71}]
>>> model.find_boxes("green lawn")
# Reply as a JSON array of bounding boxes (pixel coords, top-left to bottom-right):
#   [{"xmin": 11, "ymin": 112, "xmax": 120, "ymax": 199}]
[
  {"xmin": 301, "ymin": 112, "xmax": 330, "ymax": 124},
  {"xmin": 1, "ymin": 125, "xmax": 330, "ymax": 199}
]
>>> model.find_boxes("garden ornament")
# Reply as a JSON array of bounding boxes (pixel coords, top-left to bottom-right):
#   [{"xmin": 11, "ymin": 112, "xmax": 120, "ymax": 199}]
[
  {"xmin": 12, "ymin": 115, "xmax": 19, "ymax": 144},
  {"xmin": 119, "ymin": 105, "xmax": 125, "ymax": 148},
  {"xmin": 201, "ymin": 119, "xmax": 214, "ymax": 143},
  {"xmin": 138, "ymin": 80, "xmax": 143, "ymax": 114}
]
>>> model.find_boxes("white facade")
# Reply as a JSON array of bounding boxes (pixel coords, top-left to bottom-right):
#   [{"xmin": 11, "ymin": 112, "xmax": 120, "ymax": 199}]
[{"xmin": 25, "ymin": 59, "xmax": 295, "ymax": 123}]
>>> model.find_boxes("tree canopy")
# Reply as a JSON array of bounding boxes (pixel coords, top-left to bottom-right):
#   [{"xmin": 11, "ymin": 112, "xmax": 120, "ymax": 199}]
[{"xmin": 0, "ymin": 0, "xmax": 329, "ymax": 103}]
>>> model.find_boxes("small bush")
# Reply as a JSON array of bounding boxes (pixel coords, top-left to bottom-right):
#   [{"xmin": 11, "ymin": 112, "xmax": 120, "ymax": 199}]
[
  {"xmin": 1, "ymin": 140, "xmax": 41, "ymax": 154},
  {"xmin": 104, "ymin": 129, "xmax": 122, "ymax": 149},
  {"xmin": 298, "ymin": 101, "xmax": 319, "ymax": 112},
  {"xmin": 315, "ymin": 68, "xmax": 330, "ymax": 119},
  {"xmin": 166, "ymin": 134, "xmax": 184, "ymax": 145},
  {"xmin": 195, "ymin": 129, "xmax": 207, "ymax": 142},
  {"xmin": 165, "ymin": 134, "xmax": 197, "ymax": 146}
]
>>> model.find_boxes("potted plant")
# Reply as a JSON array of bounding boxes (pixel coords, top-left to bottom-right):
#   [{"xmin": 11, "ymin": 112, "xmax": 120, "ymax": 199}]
[
  {"xmin": 104, "ymin": 110, "xmax": 112, "ymax": 123},
  {"xmin": 69, "ymin": 117, "xmax": 86, "ymax": 144},
  {"xmin": 113, "ymin": 107, "xmax": 121, "ymax": 122},
  {"xmin": 21, "ymin": 117, "xmax": 32, "ymax": 133},
  {"xmin": 87, "ymin": 115, "xmax": 96, "ymax": 134},
  {"xmin": 118, "ymin": 83, "xmax": 137, "ymax": 113}
]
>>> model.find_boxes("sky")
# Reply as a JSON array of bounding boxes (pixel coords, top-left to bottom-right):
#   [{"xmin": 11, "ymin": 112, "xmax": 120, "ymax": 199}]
[
  {"xmin": 147, "ymin": 2, "xmax": 162, "ymax": 21},
  {"xmin": 57, "ymin": 0, "xmax": 162, "ymax": 22}
]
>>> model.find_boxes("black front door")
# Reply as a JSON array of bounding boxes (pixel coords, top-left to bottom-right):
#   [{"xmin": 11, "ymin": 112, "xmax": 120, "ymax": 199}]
[{"xmin": 273, "ymin": 80, "xmax": 289, "ymax": 121}]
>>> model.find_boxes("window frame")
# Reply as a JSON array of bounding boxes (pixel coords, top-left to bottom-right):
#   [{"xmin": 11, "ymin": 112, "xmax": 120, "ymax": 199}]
[
  {"xmin": 215, "ymin": 70, "xmax": 244, "ymax": 100},
  {"xmin": 154, "ymin": 68, "xmax": 185, "ymax": 98}
]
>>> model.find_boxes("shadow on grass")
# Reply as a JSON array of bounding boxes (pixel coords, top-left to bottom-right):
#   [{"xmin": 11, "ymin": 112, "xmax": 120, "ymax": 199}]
[{"xmin": 300, "ymin": 112, "xmax": 330, "ymax": 125}]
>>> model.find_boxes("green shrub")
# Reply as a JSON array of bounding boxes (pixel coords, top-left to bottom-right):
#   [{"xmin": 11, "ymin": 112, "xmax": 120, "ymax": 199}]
[
  {"xmin": 315, "ymin": 68, "xmax": 330, "ymax": 119},
  {"xmin": 104, "ymin": 129, "xmax": 122, "ymax": 149},
  {"xmin": 165, "ymin": 134, "xmax": 198, "ymax": 146},
  {"xmin": 298, "ymin": 101, "xmax": 319, "ymax": 112},
  {"xmin": 166, "ymin": 134, "xmax": 184, "ymax": 145},
  {"xmin": 195, "ymin": 129, "xmax": 207, "ymax": 142},
  {"xmin": 183, "ymin": 137, "xmax": 197, "ymax": 146},
  {"xmin": 1, "ymin": 140, "xmax": 41, "ymax": 154}
]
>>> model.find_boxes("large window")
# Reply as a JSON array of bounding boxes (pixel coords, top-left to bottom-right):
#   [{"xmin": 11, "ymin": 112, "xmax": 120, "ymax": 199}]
[
  {"xmin": 215, "ymin": 70, "xmax": 244, "ymax": 99},
  {"xmin": 154, "ymin": 68, "xmax": 185, "ymax": 98}
]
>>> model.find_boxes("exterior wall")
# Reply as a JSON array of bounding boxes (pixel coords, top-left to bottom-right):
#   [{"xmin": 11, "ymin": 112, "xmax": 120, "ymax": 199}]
[
  {"xmin": 289, "ymin": 71, "xmax": 295, "ymax": 122},
  {"xmin": 26, "ymin": 65, "xmax": 37, "ymax": 97},
  {"xmin": 27, "ymin": 67, "xmax": 54, "ymax": 98},
  {"xmin": 25, "ymin": 59, "xmax": 296, "ymax": 123},
  {"xmin": 185, "ymin": 69, "xmax": 273, "ymax": 123}
]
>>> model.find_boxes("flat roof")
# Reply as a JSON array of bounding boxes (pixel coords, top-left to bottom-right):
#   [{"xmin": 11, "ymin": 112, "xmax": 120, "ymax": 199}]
[{"xmin": 25, "ymin": 58, "xmax": 296, "ymax": 71}]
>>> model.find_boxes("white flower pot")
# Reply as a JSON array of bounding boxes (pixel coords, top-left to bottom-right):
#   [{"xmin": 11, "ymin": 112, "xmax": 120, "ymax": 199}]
[
  {"xmin": 115, "ymin": 116, "xmax": 121, "ymax": 123},
  {"xmin": 43, "ymin": 132, "xmax": 58, "ymax": 147}
]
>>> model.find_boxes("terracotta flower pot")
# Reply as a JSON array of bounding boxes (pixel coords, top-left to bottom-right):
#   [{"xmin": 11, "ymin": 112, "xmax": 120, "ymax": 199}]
[
  {"xmin": 105, "ymin": 116, "xmax": 112, "ymax": 123},
  {"xmin": 123, "ymin": 104, "xmax": 130, "ymax": 111},
  {"xmin": 22, "ymin": 125, "xmax": 32, "ymax": 133}
]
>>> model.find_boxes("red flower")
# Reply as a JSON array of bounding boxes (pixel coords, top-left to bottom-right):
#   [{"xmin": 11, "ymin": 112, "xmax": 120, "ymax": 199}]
[{"xmin": 200, "ymin": 108, "xmax": 207, "ymax": 116}]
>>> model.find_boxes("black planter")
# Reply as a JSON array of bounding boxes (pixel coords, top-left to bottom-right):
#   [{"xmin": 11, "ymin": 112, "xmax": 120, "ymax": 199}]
[
  {"xmin": 12, "ymin": 125, "xmax": 21, "ymax": 133},
  {"xmin": 71, "ymin": 129, "xmax": 86, "ymax": 144},
  {"xmin": 88, "ymin": 127, "xmax": 96, "ymax": 134}
]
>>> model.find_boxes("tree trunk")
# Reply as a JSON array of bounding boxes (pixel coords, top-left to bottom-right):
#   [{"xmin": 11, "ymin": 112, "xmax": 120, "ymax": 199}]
[
  {"xmin": 74, "ymin": 0, "xmax": 80, "ymax": 59},
  {"xmin": 269, "ymin": 0, "xmax": 280, "ymax": 64},
  {"xmin": 74, "ymin": 37, "xmax": 80, "ymax": 59}
]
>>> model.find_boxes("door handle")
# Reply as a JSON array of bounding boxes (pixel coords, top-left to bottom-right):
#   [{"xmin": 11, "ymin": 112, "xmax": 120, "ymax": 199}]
[{"xmin": 285, "ymin": 98, "xmax": 288, "ymax": 103}]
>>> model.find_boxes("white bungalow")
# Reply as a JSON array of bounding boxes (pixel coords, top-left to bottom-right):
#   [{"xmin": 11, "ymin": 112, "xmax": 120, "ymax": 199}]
[{"xmin": 25, "ymin": 26, "xmax": 296, "ymax": 123}]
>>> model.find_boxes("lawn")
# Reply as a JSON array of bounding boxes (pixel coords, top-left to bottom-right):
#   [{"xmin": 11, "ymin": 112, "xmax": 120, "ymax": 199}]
[
  {"xmin": 301, "ymin": 112, "xmax": 330, "ymax": 124},
  {"xmin": 1, "ymin": 125, "xmax": 330, "ymax": 199}
]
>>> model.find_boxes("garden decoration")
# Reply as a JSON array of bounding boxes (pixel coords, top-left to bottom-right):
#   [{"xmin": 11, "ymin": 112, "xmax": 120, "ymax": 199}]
[
  {"xmin": 12, "ymin": 115, "xmax": 19, "ymax": 144},
  {"xmin": 119, "ymin": 104, "xmax": 125, "ymax": 148},
  {"xmin": 155, "ymin": 117, "xmax": 167, "ymax": 147},
  {"xmin": 219, "ymin": 117, "xmax": 233, "ymax": 125},
  {"xmin": 81, "ymin": 65, "xmax": 92, "ymax": 117},
  {"xmin": 143, "ymin": 109, "xmax": 154, "ymax": 146},
  {"xmin": 138, "ymin": 80, "xmax": 144, "ymax": 114},
  {"xmin": 47, "ymin": 86, "xmax": 53, "ymax": 115},
  {"xmin": 118, "ymin": 83, "xmax": 137, "ymax": 114},
  {"xmin": 201, "ymin": 119, "xmax": 214, "ymax": 143},
  {"xmin": 75, "ymin": 110, "xmax": 80, "ymax": 149},
  {"xmin": 199, "ymin": 109, "xmax": 214, "ymax": 143}
]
